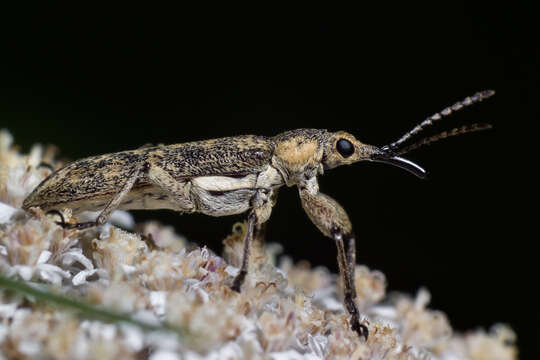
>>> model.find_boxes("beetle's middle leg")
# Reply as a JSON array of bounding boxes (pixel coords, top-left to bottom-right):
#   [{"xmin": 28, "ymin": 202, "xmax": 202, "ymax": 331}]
[
  {"xmin": 231, "ymin": 211, "xmax": 257, "ymax": 292},
  {"xmin": 252, "ymin": 188, "xmax": 278, "ymax": 245},
  {"xmin": 231, "ymin": 188, "xmax": 276, "ymax": 292},
  {"xmin": 253, "ymin": 222, "xmax": 267, "ymax": 245},
  {"xmin": 299, "ymin": 189, "xmax": 368, "ymax": 340}
]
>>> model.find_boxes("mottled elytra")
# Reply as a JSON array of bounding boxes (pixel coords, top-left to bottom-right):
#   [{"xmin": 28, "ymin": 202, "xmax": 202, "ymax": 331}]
[{"xmin": 23, "ymin": 90, "xmax": 494, "ymax": 340}]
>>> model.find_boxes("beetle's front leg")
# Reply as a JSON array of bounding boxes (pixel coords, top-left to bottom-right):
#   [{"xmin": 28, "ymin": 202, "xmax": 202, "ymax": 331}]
[{"xmin": 299, "ymin": 189, "xmax": 368, "ymax": 340}]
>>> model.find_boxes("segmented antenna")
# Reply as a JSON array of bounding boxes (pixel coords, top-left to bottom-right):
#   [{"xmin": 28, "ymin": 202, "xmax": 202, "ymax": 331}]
[
  {"xmin": 383, "ymin": 90, "xmax": 495, "ymax": 152},
  {"xmin": 396, "ymin": 123, "xmax": 492, "ymax": 155}
]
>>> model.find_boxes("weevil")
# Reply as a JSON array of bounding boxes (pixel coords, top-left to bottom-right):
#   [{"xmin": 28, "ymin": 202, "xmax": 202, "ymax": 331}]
[{"xmin": 22, "ymin": 90, "xmax": 494, "ymax": 339}]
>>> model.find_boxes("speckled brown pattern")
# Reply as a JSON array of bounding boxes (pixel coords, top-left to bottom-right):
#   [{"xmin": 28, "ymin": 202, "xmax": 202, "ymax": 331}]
[{"xmin": 22, "ymin": 135, "xmax": 274, "ymax": 210}]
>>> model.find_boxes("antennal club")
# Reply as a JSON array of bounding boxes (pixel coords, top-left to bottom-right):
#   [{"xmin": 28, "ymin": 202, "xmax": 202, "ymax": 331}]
[{"xmin": 382, "ymin": 90, "xmax": 495, "ymax": 152}]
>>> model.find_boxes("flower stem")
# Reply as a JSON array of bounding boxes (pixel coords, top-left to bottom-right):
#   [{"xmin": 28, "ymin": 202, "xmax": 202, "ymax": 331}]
[{"xmin": 0, "ymin": 275, "xmax": 186, "ymax": 337}]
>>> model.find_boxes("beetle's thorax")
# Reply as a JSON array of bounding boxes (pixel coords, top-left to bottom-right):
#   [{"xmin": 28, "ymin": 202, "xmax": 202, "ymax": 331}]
[{"xmin": 271, "ymin": 129, "xmax": 328, "ymax": 190}]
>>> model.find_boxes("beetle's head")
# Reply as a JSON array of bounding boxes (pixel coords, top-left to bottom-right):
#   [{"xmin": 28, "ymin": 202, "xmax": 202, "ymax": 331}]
[
  {"xmin": 322, "ymin": 90, "xmax": 495, "ymax": 178},
  {"xmin": 322, "ymin": 131, "xmax": 428, "ymax": 178}
]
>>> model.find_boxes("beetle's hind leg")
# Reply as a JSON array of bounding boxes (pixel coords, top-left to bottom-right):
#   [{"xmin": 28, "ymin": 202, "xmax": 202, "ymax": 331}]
[
  {"xmin": 56, "ymin": 165, "xmax": 144, "ymax": 230},
  {"xmin": 145, "ymin": 165, "xmax": 195, "ymax": 212}
]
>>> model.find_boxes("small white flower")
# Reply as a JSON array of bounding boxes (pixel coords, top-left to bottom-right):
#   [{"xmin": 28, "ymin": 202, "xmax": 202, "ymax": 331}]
[
  {"xmin": 133, "ymin": 310, "xmax": 160, "ymax": 327},
  {"xmin": 81, "ymin": 321, "xmax": 117, "ymax": 341},
  {"xmin": 78, "ymin": 210, "xmax": 135, "ymax": 229},
  {"xmin": 414, "ymin": 288, "xmax": 431, "ymax": 311},
  {"xmin": 224, "ymin": 265, "xmax": 239, "ymax": 276},
  {"xmin": 146, "ymin": 331, "xmax": 180, "ymax": 352},
  {"xmin": 18, "ymin": 340, "xmax": 41, "ymax": 356},
  {"xmin": 371, "ymin": 305, "xmax": 398, "ymax": 319},
  {"xmin": 121, "ymin": 263, "xmax": 137, "ymax": 275},
  {"xmin": 0, "ymin": 324, "xmax": 7, "ymax": 344},
  {"xmin": 9, "ymin": 265, "xmax": 33, "ymax": 280},
  {"xmin": 35, "ymin": 263, "xmax": 70, "ymax": 285},
  {"xmin": 72, "ymin": 269, "xmax": 97, "ymax": 286},
  {"xmin": 149, "ymin": 350, "xmax": 181, "ymax": 360},
  {"xmin": 0, "ymin": 129, "xmax": 13, "ymax": 151},
  {"xmin": 312, "ymin": 287, "xmax": 342, "ymax": 312},
  {"xmin": 121, "ymin": 324, "xmax": 145, "ymax": 352},
  {"xmin": 109, "ymin": 210, "xmax": 136, "ymax": 229},
  {"xmin": 270, "ymin": 350, "xmax": 321, "ymax": 360},
  {"xmin": 0, "ymin": 202, "xmax": 18, "ymax": 224},
  {"xmin": 37, "ymin": 250, "xmax": 52, "ymax": 264},
  {"xmin": 307, "ymin": 334, "xmax": 328, "ymax": 359},
  {"xmin": 0, "ymin": 302, "xmax": 19, "ymax": 318},
  {"xmin": 196, "ymin": 288, "xmax": 209, "ymax": 303},
  {"xmin": 61, "ymin": 248, "xmax": 94, "ymax": 270},
  {"xmin": 212, "ymin": 341, "xmax": 243, "ymax": 359},
  {"xmin": 150, "ymin": 291, "xmax": 167, "ymax": 318}
]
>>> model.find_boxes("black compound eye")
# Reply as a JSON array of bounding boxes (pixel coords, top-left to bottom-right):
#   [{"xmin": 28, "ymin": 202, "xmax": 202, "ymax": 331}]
[{"xmin": 336, "ymin": 138, "xmax": 354, "ymax": 158}]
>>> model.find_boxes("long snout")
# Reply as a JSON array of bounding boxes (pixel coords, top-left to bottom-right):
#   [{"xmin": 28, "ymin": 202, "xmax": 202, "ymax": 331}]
[
  {"xmin": 361, "ymin": 144, "xmax": 427, "ymax": 179},
  {"xmin": 371, "ymin": 155, "xmax": 427, "ymax": 179}
]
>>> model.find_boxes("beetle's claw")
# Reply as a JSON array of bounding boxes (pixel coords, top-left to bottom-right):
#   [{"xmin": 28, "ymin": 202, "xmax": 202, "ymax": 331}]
[
  {"xmin": 231, "ymin": 270, "xmax": 246, "ymax": 293},
  {"xmin": 352, "ymin": 321, "xmax": 369, "ymax": 341},
  {"xmin": 46, "ymin": 209, "xmax": 66, "ymax": 227}
]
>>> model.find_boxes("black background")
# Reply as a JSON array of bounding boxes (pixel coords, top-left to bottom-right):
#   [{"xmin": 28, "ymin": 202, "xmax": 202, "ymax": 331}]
[{"xmin": 1, "ymin": 4, "xmax": 536, "ymax": 357}]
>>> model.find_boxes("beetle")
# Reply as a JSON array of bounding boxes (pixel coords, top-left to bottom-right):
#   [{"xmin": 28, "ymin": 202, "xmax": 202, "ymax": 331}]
[{"xmin": 22, "ymin": 90, "xmax": 494, "ymax": 339}]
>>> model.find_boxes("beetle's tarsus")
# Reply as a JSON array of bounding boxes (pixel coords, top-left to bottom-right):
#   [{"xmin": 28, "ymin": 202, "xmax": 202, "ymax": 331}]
[
  {"xmin": 46, "ymin": 210, "xmax": 99, "ymax": 230},
  {"xmin": 352, "ymin": 321, "xmax": 369, "ymax": 341},
  {"xmin": 37, "ymin": 162, "xmax": 55, "ymax": 172},
  {"xmin": 336, "ymin": 231, "xmax": 366, "ymax": 340},
  {"xmin": 342, "ymin": 232, "xmax": 368, "ymax": 339},
  {"xmin": 61, "ymin": 221, "xmax": 98, "ymax": 230}
]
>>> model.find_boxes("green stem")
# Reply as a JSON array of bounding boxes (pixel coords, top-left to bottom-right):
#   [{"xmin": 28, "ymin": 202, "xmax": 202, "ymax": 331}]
[{"xmin": 0, "ymin": 275, "xmax": 186, "ymax": 337}]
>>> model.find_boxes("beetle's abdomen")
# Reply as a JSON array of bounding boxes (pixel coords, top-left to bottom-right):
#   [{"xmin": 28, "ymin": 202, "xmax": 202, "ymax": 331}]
[
  {"xmin": 22, "ymin": 151, "xmax": 142, "ymax": 211},
  {"xmin": 189, "ymin": 174, "xmax": 257, "ymax": 216}
]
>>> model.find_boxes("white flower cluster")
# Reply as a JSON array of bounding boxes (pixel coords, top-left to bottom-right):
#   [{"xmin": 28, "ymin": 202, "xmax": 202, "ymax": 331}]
[{"xmin": 0, "ymin": 130, "xmax": 518, "ymax": 359}]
